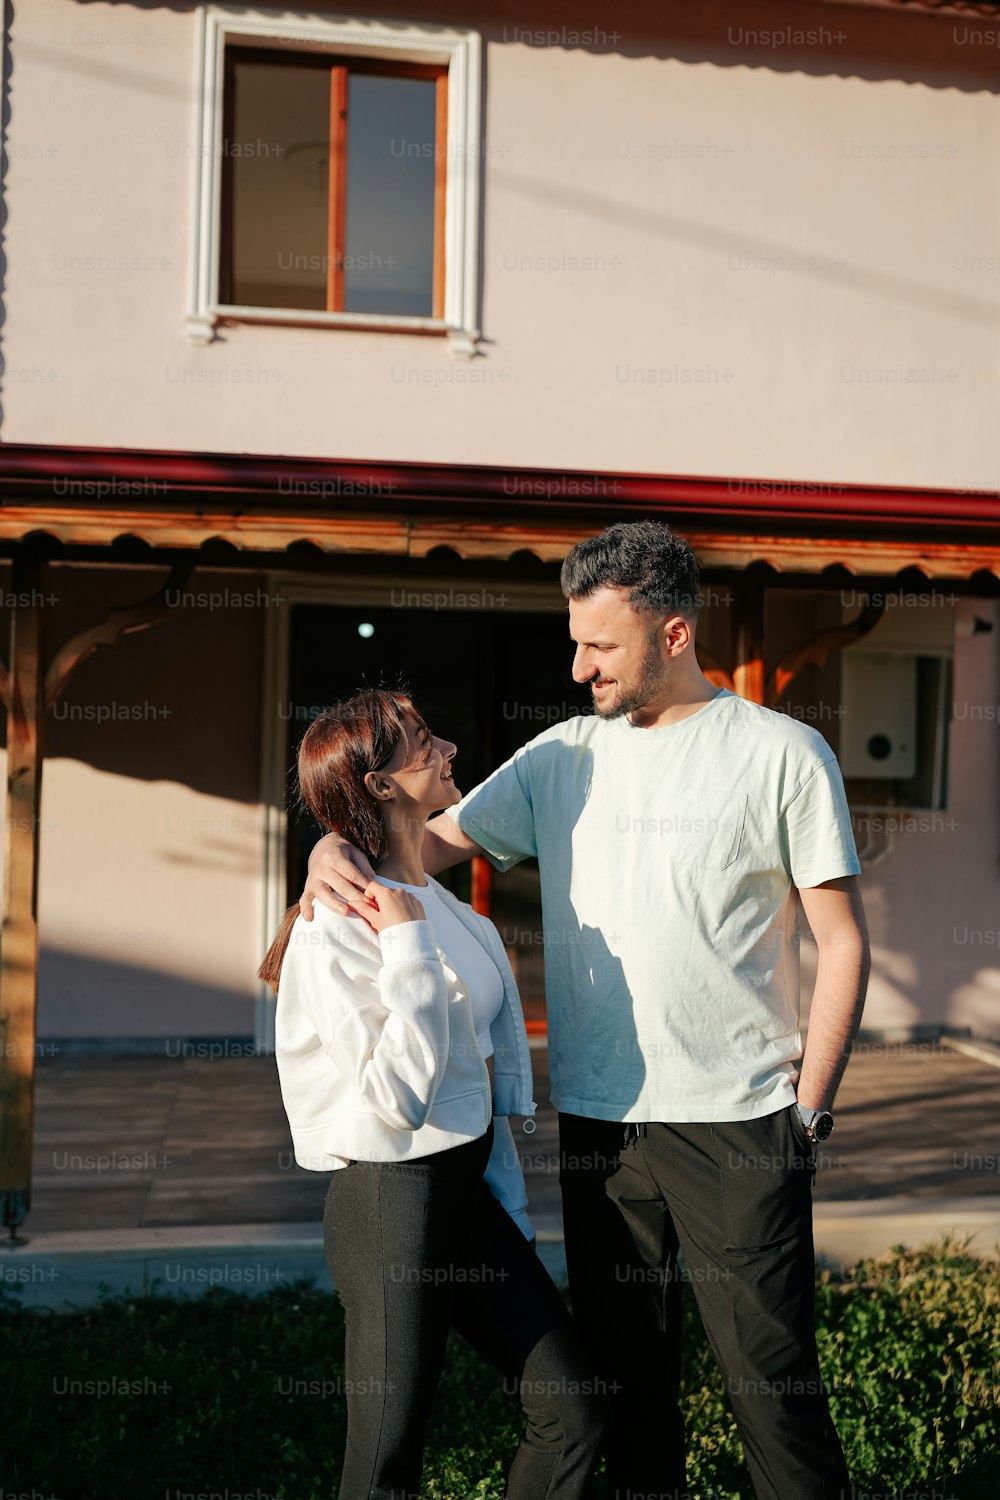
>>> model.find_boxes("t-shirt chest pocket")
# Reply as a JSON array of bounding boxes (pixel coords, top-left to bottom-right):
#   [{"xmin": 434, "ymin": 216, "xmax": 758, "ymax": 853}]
[{"xmin": 673, "ymin": 786, "xmax": 748, "ymax": 870}]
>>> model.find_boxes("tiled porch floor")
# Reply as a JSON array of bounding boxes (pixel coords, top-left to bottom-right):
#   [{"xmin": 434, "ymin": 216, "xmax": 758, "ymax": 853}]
[{"xmin": 18, "ymin": 1042, "xmax": 1000, "ymax": 1238}]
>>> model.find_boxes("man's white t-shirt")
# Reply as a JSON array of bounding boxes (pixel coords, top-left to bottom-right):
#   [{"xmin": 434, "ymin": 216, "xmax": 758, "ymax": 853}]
[{"xmin": 444, "ymin": 687, "xmax": 861, "ymax": 1123}]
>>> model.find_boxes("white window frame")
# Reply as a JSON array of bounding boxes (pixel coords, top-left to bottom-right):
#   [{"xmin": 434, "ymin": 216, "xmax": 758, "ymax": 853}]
[{"xmin": 186, "ymin": 6, "xmax": 482, "ymax": 356}]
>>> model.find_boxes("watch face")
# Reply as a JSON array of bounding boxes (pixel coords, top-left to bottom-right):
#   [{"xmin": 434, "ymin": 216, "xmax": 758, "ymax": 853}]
[{"xmin": 812, "ymin": 1112, "xmax": 834, "ymax": 1142}]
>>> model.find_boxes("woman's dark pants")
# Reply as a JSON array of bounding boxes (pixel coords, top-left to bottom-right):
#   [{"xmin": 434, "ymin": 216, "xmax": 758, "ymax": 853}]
[{"xmin": 323, "ymin": 1120, "xmax": 606, "ymax": 1499}]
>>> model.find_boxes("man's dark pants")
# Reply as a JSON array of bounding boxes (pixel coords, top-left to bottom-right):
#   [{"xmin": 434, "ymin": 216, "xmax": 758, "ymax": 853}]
[{"xmin": 558, "ymin": 1105, "xmax": 852, "ymax": 1500}]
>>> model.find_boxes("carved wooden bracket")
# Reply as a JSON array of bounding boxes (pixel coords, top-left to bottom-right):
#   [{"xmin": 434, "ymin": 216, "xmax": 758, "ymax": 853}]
[
  {"xmin": 42, "ymin": 560, "xmax": 194, "ymax": 711},
  {"xmin": 763, "ymin": 598, "xmax": 886, "ymax": 708},
  {"xmin": 695, "ymin": 645, "xmax": 735, "ymax": 693},
  {"xmin": 1, "ymin": 560, "xmax": 196, "ymax": 714}
]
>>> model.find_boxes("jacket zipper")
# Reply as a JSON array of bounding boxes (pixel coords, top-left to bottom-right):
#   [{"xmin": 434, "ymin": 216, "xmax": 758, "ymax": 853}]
[{"xmin": 427, "ymin": 874, "xmax": 538, "ymax": 1125}]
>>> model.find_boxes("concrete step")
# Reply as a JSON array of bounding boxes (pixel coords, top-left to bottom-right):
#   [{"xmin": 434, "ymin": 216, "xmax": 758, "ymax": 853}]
[{"xmin": 3, "ymin": 1196, "xmax": 997, "ymax": 1312}]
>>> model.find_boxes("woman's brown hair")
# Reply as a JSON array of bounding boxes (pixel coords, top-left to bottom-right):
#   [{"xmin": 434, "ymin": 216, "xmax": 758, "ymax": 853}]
[{"xmin": 257, "ymin": 687, "xmax": 429, "ymax": 992}]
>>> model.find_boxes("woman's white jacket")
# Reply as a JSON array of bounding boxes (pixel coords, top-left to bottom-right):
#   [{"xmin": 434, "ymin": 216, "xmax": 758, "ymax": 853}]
[{"xmin": 274, "ymin": 873, "xmax": 538, "ymax": 1236}]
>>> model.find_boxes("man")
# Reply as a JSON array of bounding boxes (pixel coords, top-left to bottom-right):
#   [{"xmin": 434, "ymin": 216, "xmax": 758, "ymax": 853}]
[{"xmin": 301, "ymin": 520, "xmax": 869, "ymax": 1500}]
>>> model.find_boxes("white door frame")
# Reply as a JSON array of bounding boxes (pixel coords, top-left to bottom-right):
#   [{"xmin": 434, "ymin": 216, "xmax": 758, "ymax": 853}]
[{"xmin": 254, "ymin": 568, "xmax": 565, "ymax": 1050}]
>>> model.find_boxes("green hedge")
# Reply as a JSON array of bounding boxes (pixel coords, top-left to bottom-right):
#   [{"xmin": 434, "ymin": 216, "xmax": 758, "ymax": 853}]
[{"xmin": 2, "ymin": 1235, "xmax": 996, "ymax": 1499}]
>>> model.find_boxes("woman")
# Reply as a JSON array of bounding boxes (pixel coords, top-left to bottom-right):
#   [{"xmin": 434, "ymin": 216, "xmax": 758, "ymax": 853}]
[{"xmin": 260, "ymin": 688, "xmax": 605, "ymax": 1500}]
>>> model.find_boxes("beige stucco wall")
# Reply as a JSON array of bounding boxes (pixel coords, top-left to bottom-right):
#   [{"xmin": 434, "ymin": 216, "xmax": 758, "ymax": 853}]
[
  {"xmin": 0, "ymin": 565, "xmax": 267, "ymax": 1041},
  {"xmin": 0, "ymin": 2, "xmax": 997, "ymax": 1042},
  {"xmin": 918, "ymin": 596, "xmax": 1000, "ymax": 1038},
  {"xmin": 0, "ymin": 562, "xmax": 996, "ymax": 1043},
  {"xmin": 1, "ymin": 0, "xmax": 998, "ymax": 486},
  {"xmin": 797, "ymin": 595, "xmax": 1000, "ymax": 1041}
]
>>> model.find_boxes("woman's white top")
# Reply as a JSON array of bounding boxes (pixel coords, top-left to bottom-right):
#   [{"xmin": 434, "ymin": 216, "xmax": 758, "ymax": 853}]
[
  {"xmin": 273, "ymin": 872, "xmax": 537, "ymax": 1238},
  {"xmin": 377, "ymin": 876, "xmax": 505, "ymax": 1058}
]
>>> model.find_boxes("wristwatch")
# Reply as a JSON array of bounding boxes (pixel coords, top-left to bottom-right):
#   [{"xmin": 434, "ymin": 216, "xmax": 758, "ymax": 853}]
[{"xmin": 796, "ymin": 1104, "xmax": 834, "ymax": 1142}]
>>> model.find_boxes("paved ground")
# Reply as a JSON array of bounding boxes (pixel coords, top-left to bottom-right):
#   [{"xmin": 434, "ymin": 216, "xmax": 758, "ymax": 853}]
[
  {"xmin": 17, "ymin": 1038, "xmax": 1000, "ymax": 1238},
  {"xmin": 1, "ymin": 1040, "xmax": 997, "ymax": 1307}
]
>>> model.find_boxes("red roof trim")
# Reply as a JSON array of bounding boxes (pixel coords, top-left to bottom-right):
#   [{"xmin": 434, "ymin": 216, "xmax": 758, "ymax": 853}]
[
  {"xmin": 824, "ymin": 0, "xmax": 999, "ymax": 13},
  {"xmin": 0, "ymin": 440, "xmax": 997, "ymax": 538}
]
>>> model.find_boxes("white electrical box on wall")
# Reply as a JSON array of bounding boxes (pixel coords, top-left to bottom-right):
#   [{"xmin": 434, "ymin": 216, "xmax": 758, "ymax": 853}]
[{"xmin": 840, "ymin": 652, "xmax": 917, "ymax": 778}]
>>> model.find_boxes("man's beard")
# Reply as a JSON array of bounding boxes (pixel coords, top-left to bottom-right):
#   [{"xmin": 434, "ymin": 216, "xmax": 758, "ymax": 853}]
[{"xmin": 590, "ymin": 631, "xmax": 665, "ymax": 720}]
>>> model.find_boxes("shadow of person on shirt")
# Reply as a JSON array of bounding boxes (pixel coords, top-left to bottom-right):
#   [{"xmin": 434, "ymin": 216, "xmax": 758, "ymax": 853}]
[{"xmin": 482, "ymin": 734, "xmax": 646, "ymax": 1134}]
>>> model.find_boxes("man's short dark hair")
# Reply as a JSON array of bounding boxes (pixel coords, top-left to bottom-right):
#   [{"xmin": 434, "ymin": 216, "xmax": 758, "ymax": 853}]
[{"xmin": 560, "ymin": 520, "xmax": 701, "ymax": 623}]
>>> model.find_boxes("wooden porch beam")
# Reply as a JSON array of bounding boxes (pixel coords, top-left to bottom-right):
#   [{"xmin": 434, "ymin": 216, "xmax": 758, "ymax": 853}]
[
  {"xmin": 0, "ymin": 508, "xmax": 997, "ymax": 584},
  {"xmin": 0, "ymin": 552, "xmax": 45, "ymax": 1240},
  {"xmin": 732, "ymin": 575, "xmax": 766, "ymax": 704}
]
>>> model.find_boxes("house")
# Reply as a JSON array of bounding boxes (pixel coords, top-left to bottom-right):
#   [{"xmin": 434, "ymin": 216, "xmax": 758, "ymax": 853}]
[{"xmin": 1, "ymin": 0, "xmax": 998, "ymax": 1230}]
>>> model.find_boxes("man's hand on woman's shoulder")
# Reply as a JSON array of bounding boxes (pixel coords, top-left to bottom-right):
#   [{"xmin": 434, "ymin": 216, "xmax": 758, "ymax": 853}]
[{"xmin": 300, "ymin": 833, "xmax": 378, "ymax": 923}]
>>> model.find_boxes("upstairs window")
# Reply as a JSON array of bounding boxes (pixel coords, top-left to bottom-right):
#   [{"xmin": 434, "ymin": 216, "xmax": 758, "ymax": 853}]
[
  {"xmin": 186, "ymin": 9, "xmax": 481, "ymax": 353},
  {"xmin": 221, "ymin": 51, "xmax": 447, "ymax": 319}
]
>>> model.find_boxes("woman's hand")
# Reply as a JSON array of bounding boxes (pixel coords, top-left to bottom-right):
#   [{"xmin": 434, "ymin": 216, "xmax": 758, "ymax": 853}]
[
  {"xmin": 299, "ymin": 833, "xmax": 377, "ymax": 922},
  {"xmin": 361, "ymin": 882, "xmax": 426, "ymax": 934}
]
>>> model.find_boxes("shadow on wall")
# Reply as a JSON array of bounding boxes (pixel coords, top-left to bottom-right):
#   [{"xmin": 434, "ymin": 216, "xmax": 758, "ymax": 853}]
[
  {"xmin": 36, "ymin": 945, "xmax": 259, "ymax": 1039},
  {"xmin": 2, "ymin": 0, "xmax": 997, "ymax": 438},
  {"xmin": 53, "ymin": 0, "xmax": 1000, "ymax": 88},
  {"xmin": 0, "ymin": 565, "xmax": 267, "ymax": 801}
]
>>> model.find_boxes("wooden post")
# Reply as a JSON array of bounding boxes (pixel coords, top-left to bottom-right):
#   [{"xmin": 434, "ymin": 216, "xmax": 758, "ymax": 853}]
[
  {"xmin": 0, "ymin": 557, "xmax": 192, "ymax": 1241},
  {"xmin": 732, "ymin": 574, "xmax": 766, "ymax": 704},
  {"xmin": 471, "ymin": 853, "xmax": 492, "ymax": 917},
  {"xmin": 0, "ymin": 551, "xmax": 45, "ymax": 1241}
]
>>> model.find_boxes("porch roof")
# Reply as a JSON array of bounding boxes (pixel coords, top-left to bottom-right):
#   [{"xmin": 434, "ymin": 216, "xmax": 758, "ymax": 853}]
[
  {"xmin": 839, "ymin": 0, "xmax": 998, "ymax": 12},
  {"xmin": 0, "ymin": 441, "xmax": 997, "ymax": 581}
]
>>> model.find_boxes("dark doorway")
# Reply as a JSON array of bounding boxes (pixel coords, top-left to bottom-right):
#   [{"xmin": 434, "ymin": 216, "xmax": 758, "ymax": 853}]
[{"xmin": 284, "ymin": 599, "xmax": 590, "ymax": 1027}]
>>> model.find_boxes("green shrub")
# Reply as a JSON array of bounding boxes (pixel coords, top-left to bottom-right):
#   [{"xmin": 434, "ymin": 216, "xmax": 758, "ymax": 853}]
[
  {"xmin": 1, "ymin": 1236, "xmax": 996, "ymax": 1499},
  {"xmin": 817, "ymin": 1235, "xmax": 1000, "ymax": 1498}
]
